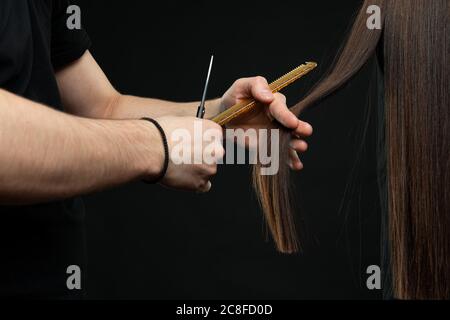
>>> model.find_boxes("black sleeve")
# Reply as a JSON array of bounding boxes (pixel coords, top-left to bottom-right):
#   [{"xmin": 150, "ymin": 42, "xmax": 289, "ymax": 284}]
[{"xmin": 51, "ymin": 0, "xmax": 91, "ymax": 70}]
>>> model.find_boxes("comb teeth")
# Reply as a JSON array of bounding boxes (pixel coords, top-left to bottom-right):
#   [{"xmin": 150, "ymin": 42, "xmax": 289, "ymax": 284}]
[
  {"xmin": 269, "ymin": 62, "xmax": 318, "ymax": 92},
  {"xmin": 274, "ymin": 62, "xmax": 317, "ymax": 83},
  {"xmin": 212, "ymin": 62, "xmax": 318, "ymax": 126}
]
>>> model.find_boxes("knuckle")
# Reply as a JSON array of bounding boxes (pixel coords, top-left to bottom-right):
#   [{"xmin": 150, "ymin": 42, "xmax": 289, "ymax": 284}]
[
  {"xmin": 213, "ymin": 122, "xmax": 223, "ymax": 132},
  {"xmin": 233, "ymin": 78, "xmax": 243, "ymax": 86},
  {"xmin": 203, "ymin": 123, "xmax": 223, "ymax": 138},
  {"xmin": 255, "ymin": 76, "xmax": 267, "ymax": 86},
  {"xmin": 217, "ymin": 146, "xmax": 225, "ymax": 158},
  {"xmin": 197, "ymin": 179, "xmax": 207, "ymax": 190},
  {"xmin": 209, "ymin": 165, "xmax": 217, "ymax": 175},
  {"xmin": 206, "ymin": 120, "xmax": 221, "ymax": 130},
  {"xmin": 274, "ymin": 92, "xmax": 286, "ymax": 104},
  {"xmin": 255, "ymin": 76, "xmax": 266, "ymax": 82},
  {"xmin": 274, "ymin": 92, "xmax": 287, "ymax": 101},
  {"xmin": 234, "ymin": 77, "xmax": 249, "ymax": 87}
]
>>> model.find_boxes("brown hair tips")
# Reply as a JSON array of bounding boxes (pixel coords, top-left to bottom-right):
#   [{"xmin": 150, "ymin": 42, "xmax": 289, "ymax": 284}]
[{"xmin": 252, "ymin": 0, "xmax": 449, "ymax": 299}]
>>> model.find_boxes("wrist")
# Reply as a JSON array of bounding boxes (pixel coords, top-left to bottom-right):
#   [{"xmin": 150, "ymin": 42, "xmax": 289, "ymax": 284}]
[
  {"xmin": 132, "ymin": 120, "xmax": 165, "ymax": 180},
  {"xmin": 140, "ymin": 118, "xmax": 170, "ymax": 183}
]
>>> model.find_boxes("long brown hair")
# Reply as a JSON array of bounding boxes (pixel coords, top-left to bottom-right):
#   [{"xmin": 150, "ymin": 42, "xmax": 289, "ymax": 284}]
[{"xmin": 252, "ymin": 0, "xmax": 449, "ymax": 299}]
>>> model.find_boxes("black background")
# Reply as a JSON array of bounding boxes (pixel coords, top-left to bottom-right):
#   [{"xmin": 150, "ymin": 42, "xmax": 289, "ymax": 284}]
[{"xmin": 75, "ymin": 0, "xmax": 382, "ymax": 299}]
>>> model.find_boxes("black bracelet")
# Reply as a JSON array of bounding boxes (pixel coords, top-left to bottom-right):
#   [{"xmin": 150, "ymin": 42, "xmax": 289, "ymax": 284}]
[{"xmin": 141, "ymin": 117, "xmax": 169, "ymax": 183}]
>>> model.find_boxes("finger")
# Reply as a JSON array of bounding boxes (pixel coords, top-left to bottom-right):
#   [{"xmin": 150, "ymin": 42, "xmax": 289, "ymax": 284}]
[
  {"xmin": 289, "ymin": 139, "xmax": 308, "ymax": 153},
  {"xmin": 214, "ymin": 145, "xmax": 225, "ymax": 161},
  {"xmin": 205, "ymin": 164, "xmax": 218, "ymax": 177},
  {"xmin": 288, "ymin": 149, "xmax": 304, "ymax": 171},
  {"xmin": 293, "ymin": 120, "xmax": 313, "ymax": 137},
  {"xmin": 246, "ymin": 76, "xmax": 274, "ymax": 103},
  {"xmin": 268, "ymin": 94, "xmax": 298, "ymax": 129},
  {"xmin": 197, "ymin": 181, "xmax": 212, "ymax": 193}
]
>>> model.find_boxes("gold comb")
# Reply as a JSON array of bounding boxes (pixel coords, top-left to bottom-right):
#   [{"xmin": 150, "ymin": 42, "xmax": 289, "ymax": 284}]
[{"xmin": 211, "ymin": 62, "xmax": 318, "ymax": 126}]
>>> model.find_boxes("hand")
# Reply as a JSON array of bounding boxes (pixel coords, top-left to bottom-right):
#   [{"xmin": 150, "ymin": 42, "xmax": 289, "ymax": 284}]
[
  {"xmin": 155, "ymin": 117, "xmax": 224, "ymax": 193},
  {"xmin": 220, "ymin": 76, "xmax": 313, "ymax": 170}
]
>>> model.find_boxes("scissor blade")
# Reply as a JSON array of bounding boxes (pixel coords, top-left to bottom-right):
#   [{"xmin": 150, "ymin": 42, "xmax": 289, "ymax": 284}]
[{"xmin": 200, "ymin": 55, "xmax": 214, "ymax": 109}]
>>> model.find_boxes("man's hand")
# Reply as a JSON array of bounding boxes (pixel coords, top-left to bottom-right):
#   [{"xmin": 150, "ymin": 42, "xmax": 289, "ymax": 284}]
[
  {"xmin": 55, "ymin": 51, "xmax": 311, "ymax": 170},
  {"xmin": 220, "ymin": 77, "xmax": 313, "ymax": 170},
  {"xmin": 155, "ymin": 117, "xmax": 224, "ymax": 193}
]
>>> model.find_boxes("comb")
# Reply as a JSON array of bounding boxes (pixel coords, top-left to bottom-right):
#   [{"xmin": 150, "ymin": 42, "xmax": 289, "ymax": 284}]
[{"xmin": 211, "ymin": 62, "xmax": 317, "ymax": 126}]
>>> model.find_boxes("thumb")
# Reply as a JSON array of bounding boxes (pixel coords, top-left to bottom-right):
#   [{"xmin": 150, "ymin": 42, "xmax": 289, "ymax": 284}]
[{"xmin": 246, "ymin": 76, "xmax": 274, "ymax": 103}]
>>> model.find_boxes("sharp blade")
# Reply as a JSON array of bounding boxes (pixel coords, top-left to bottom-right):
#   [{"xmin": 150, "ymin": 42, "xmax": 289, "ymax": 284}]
[{"xmin": 200, "ymin": 55, "xmax": 214, "ymax": 109}]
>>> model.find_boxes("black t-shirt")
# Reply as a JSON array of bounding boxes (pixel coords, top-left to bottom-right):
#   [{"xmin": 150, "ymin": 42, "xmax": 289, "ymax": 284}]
[{"xmin": 0, "ymin": 0, "xmax": 91, "ymax": 298}]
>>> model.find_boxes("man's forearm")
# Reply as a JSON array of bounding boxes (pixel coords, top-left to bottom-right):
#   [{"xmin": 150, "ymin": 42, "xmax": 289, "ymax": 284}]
[
  {"xmin": 103, "ymin": 94, "xmax": 223, "ymax": 120},
  {"xmin": 54, "ymin": 51, "xmax": 224, "ymax": 121},
  {"xmin": 0, "ymin": 89, "xmax": 163, "ymax": 205}
]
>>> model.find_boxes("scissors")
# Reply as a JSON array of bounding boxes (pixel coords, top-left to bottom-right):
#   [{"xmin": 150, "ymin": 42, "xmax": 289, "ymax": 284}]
[{"xmin": 196, "ymin": 55, "xmax": 214, "ymax": 118}]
